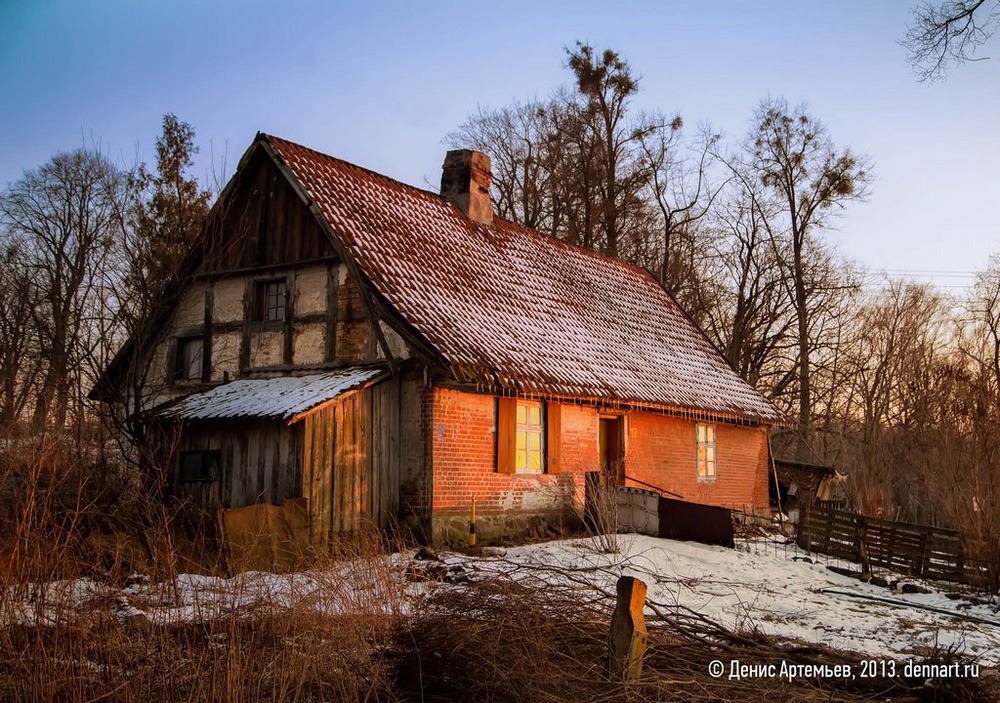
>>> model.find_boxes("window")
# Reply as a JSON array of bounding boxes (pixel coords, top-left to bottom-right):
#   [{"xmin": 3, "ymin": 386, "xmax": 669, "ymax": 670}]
[
  {"xmin": 696, "ymin": 423, "xmax": 716, "ymax": 480},
  {"xmin": 254, "ymin": 278, "xmax": 286, "ymax": 323},
  {"xmin": 497, "ymin": 398, "xmax": 561, "ymax": 474},
  {"xmin": 175, "ymin": 336, "xmax": 203, "ymax": 381},
  {"xmin": 515, "ymin": 400, "xmax": 544, "ymax": 473},
  {"xmin": 178, "ymin": 450, "xmax": 220, "ymax": 482}
]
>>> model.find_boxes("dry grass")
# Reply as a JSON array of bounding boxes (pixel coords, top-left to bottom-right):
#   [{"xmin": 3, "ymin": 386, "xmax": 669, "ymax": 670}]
[
  {"xmin": 0, "ymin": 437, "xmax": 406, "ymax": 702},
  {"xmin": 394, "ymin": 576, "xmax": 995, "ymax": 702},
  {"xmin": 1, "ymin": 438, "xmax": 994, "ymax": 702}
]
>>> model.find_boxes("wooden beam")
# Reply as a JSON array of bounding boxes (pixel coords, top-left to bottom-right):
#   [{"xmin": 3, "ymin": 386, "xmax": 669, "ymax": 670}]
[
  {"xmin": 325, "ymin": 263, "xmax": 339, "ymax": 362},
  {"xmin": 258, "ymin": 139, "xmax": 399, "ymax": 374},
  {"xmin": 203, "ymin": 283, "xmax": 214, "ymax": 383},
  {"xmin": 283, "ymin": 272, "xmax": 295, "ymax": 365},
  {"xmin": 239, "ymin": 278, "xmax": 252, "ymax": 371},
  {"xmin": 607, "ymin": 576, "xmax": 647, "ymax": 682}
]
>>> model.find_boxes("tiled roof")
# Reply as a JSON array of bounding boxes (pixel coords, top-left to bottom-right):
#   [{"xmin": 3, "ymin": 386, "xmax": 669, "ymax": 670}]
[
  {"xmin": 265, "ymin": 135, "xmax": 783, "ymax": 423},
  {"xmin": 163, "ymin": 367, "xmax": 386, "ymax": 422}
]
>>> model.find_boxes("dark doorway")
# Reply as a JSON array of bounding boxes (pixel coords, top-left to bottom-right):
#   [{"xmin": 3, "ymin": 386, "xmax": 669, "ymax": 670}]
[{"xmin": 599, "ymin": 416, "xmax": 624, "ymax": 486}]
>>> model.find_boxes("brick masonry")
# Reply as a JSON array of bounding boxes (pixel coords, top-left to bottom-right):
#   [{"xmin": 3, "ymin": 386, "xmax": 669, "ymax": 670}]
[
  {"xmin": 623, "ymin": 412, "xmax": 770, "ymax": 511},
  {"xmin": 427, "ymin": 387, "xmax": 771, "ymax": 543}
]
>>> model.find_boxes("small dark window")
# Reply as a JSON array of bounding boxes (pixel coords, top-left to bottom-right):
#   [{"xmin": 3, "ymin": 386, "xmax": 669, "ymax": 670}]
[
  {"xmin": 179, "ymin": 450, "xmax": 220, "ymax": 482},
  {"xmin": 254, "ymin": 279, "xmax": 286, "ymax": 322},
  {"xmin": 175, "ymin": 336, "xmax": 203, "ymax": 380}
]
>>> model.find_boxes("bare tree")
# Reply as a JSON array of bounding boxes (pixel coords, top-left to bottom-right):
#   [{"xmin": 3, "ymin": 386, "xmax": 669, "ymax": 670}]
[
  {"xmin": 0, "ymin": 239, "xmax": 42, "ymax": 431},
  {"xmin": 748, "ymin": 98, "xmax": 872, "ymax": 460},
  {"xmin": 447, "ymin": 101, "xmax": 554, "ymax": 229},
  {"xmin": 834, "ymin": 282, "xmax": 948, "ymax": 516},
  {"xmin": 0, "ymin": 149, "xmax": 126, "ymax": 433},
  {"xmin": 566, "ymin": 43, "xmax": 653, "ymax": 258},
  {"xmin": 703, "ymin": 172, "xmax": 795, "ymax": 389},
  {"xmin": 903, "ymin": 0, "xmax": 999, "ymax": 81},
  {"xmin": 637, "ymin": 121, "xmax": 723, "ymax": 316},
  {"xmin": 108, "ymin": 114, "xmax": 211, "ymax": 444}
]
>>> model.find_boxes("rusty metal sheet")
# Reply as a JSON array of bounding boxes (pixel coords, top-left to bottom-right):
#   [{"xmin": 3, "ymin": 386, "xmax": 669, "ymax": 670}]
[{"xmin": 658, "ymin": 497, "xmax": 735, "ymax": 548}]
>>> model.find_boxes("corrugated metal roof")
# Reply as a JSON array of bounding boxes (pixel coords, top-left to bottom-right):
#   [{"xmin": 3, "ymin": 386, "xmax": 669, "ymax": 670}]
[
  {"xmin": 163, "ymin": 367, "xmax": 386, "ymax": 422},
  {"xmin": 265, "ymin": 135, "xmax": 784, "ymax": 424}
]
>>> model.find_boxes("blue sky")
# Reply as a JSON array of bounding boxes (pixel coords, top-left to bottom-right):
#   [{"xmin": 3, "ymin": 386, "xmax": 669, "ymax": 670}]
[{"xmin": 1, "ymin": 1, "xmax": 997, "ymax": 290}]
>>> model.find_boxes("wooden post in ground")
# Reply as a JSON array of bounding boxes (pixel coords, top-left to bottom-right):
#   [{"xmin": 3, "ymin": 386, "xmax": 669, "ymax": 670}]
[
  {"xmin": 608, "ymin": 575, "xmax": 647, "ymax": 682},
  {"xmin": 855, "ymin": 514, "xmax": 872, "ymax": 575}
]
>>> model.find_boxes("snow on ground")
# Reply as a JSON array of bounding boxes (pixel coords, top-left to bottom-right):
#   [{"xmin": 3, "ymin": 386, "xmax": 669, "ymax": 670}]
[
  {"xmin": 3, "ymin": 534, "xmax": 999, "ymax": 666},
  {"xmin": 441, "ymin": 535, "xmax": 1000, "ymax": 666}
]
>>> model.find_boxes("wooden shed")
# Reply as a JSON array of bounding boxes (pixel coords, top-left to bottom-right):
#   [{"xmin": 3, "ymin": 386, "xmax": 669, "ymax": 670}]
[{"xmin": 164, "ymin": 367, "xmax": 400, "ymax": 547}]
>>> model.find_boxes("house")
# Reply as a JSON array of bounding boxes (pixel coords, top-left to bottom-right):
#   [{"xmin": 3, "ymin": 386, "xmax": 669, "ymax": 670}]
[{"xmin": 92, "ymin": 133, "xmax": 784, "ymax": 545}]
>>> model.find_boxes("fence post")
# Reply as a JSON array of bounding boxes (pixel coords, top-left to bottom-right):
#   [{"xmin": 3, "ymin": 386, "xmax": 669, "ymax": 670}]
[
  {"xmin": 855, "ymin": 514, "xmax": 871, "ymax": 574},
  {"xmin": 916, "ymin": 530, "xmax": 928, "ymax": 577},
  {"xmin": 608, "ymin": 575, "xmax": 647, "ymax": 682}
]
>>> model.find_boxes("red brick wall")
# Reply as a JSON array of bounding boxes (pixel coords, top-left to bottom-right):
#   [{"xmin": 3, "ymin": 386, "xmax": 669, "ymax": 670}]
[
  {"xmin": 430, "ymin": 388, "xmax": 582, "ymax": 520},
  {"xmin": 624, "ymin": 412, "xmax": 769, "ymax": 511},
  {"xmin": 559, "ymin": 403, "xmax": 600, "ymax": 474},
  {"xmin": 427, "ymin": 388, "xmax": 770, "ymax": 539}
]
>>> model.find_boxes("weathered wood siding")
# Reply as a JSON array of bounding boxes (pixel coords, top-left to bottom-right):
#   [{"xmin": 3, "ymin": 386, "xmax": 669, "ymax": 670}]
[
  {"xmin": 301, "ymin": 378, "xmax": 400, "ymax": 545},
  {"xmin": 367, "ymin": 376, "xmax": 401, "ymax": 529},
  {"xmin": 201, "ymin": 150, "xmax": 335, "ymax": 272},
  {"xmin": 173, "ymin": 420, "xmax": 304, "ymax": 509}
]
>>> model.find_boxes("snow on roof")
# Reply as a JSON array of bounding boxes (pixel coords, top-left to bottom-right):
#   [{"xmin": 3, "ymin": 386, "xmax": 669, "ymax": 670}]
[
  {"xmin": 163, "ymin": 367, "xmax": 386, "ymax": 422},
  {"xmin": 265, "ymin": 135, "xmax": 784, "ymax": 424}
]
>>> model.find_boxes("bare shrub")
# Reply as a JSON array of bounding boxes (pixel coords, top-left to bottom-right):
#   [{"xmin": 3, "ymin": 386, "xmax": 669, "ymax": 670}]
[{"xmin": 392, "ymin": 576, "xmax": 995, "ymax": 702}]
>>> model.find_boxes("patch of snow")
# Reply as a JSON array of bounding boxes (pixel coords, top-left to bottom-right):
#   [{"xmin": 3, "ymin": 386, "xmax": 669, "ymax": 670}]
[
  {"xmin": 440, "ymin": 536, "xmax": 1000, "ymax": 665},
  {"xmin": 3, "ymin": 535, "xmax": 997, "ymax": 666}
]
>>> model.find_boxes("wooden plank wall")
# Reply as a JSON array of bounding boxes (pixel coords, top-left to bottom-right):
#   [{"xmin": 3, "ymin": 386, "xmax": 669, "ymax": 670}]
[
  {"xmin": 301, "ymin": 379, "xmax": 400, "ymax": 547},
  {"xmin": 201, "ymin": 152, "xmax": 335, "ymax": 273},
  {"xmin": 173, "ymin": 420, "xmax": 303, "ymax": 509},
  {"xmin": 798, "ymin": 506, "xmax": 966, "ymax": 582},
  {"xmin": 367, "ymin": 376, "xmax": 401, "ymax": 530},
  {"xmin": 172, "ymin": 378, "xmax": 400, "ymax": 547}
]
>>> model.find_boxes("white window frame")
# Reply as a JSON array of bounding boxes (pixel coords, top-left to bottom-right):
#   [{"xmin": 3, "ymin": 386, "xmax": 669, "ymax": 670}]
[{"xmin": 696, "ymin": 423, "xmax": 716, "ymax": 481}]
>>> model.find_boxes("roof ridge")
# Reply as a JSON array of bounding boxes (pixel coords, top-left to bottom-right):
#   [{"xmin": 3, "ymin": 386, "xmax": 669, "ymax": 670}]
[
  {"xmin": 261, "ymin": 132, "xmax": 448, "ymax": 203},
  {"xmin": 262, "ymin": 133, "xmax": 669, "ymax": 294}
]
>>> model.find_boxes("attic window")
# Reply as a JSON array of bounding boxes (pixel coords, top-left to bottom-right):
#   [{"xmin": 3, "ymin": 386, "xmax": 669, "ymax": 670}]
[
  {"xmin": 174, "ymin": 336, "xmax": 203, "ymax": 381},
  {"xmin": 254, "ymin": 278, "xmax": 286, "ymax": 323}
]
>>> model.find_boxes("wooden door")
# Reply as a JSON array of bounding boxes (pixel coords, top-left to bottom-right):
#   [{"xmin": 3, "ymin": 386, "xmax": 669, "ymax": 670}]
[{"xmin": 599, "ymin": 416, "xmax": 624, "ymax": 486}]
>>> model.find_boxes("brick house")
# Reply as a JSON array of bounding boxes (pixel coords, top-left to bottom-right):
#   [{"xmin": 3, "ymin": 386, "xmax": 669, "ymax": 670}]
[{"xmin": 93, "ymin": 133, "xmax": 783, "ymax": 544}]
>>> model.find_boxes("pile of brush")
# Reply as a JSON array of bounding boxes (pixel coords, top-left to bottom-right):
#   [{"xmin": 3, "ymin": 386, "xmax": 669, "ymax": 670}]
[{"xmin": 392, "ymin": 576, "xmax": 993, "ymax": 702}]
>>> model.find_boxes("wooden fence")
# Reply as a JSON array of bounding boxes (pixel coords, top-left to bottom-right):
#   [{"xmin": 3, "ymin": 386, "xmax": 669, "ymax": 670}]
[{"xmin": 798, "ymin": 506, "xmax": 966, "ymax": 582}]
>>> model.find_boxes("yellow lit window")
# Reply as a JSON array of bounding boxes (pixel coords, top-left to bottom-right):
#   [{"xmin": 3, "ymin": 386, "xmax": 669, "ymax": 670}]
[
  {"xmin": 515, "ymin": 400, "xmax": 544, "ymax": 473},
  {"xmin": 697, "ymin": 424, "xmax": 716, "ymax": 480}
]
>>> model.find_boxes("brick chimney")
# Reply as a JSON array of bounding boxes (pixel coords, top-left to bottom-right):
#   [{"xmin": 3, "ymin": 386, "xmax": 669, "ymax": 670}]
[{"xmin": 440, "ymin": 149, "xmax": 493, "ymax": 226}]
